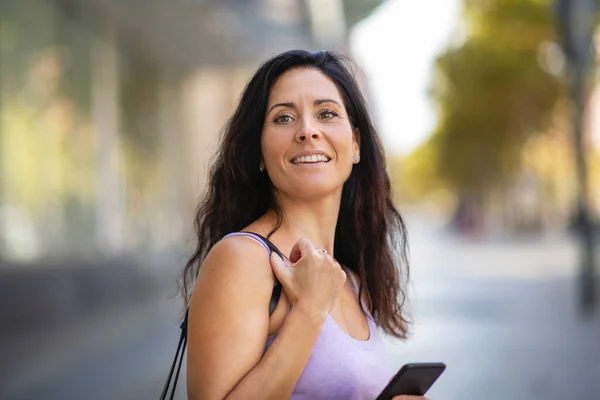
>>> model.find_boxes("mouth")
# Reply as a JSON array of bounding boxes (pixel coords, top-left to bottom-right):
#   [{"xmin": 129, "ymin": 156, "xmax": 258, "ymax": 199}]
[{"xmin": 290, "ymin": 154, "xmax": 332, "ymax": 164}]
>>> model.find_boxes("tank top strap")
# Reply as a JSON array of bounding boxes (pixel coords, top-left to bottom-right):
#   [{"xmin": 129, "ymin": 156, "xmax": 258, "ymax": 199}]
[
  {"xmin": 345, "ymin": 267, "xmax": 360, "ymax": 295},
  {"xmin": 343, "ymin": 266, "xmax": 371, "ymax": 316},
  {"xmin": 222, "ymin": 232, "xmax": 271, "ymax": 257}
]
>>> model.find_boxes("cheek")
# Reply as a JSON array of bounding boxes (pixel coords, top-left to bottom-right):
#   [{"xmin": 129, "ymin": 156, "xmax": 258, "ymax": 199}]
[
  {"xmin": 261, "ymin": 130, "xmax": 287, "ymax": 164},
  {"xmin": 331, "ymin": 131, "xmax": 355, "ymax": 158}
]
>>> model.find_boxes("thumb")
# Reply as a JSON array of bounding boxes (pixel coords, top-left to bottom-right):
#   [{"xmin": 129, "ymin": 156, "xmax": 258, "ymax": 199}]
[
  {"xmin": 289, "ymin": 237, "xmax": 316, "ymax": 263},
  {"xmin": 270, "ymin": 252, "xmax": 290, "ymax": 283}
]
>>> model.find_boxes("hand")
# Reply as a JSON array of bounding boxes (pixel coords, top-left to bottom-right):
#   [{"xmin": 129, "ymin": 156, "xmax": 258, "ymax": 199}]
[
  {"xmin": 392, "ymin": 396, "xmax": 430, "ymax": 400},
  {"xmin": 270, "ymin": 238, "xmax": 346, "ymax": 320}
]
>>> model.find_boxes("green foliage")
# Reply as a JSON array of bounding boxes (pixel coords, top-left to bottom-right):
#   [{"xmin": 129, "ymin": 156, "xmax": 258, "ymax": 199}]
[{"xmin": 427, "ymin": 0, "xmax": 564, "ymax": 194}]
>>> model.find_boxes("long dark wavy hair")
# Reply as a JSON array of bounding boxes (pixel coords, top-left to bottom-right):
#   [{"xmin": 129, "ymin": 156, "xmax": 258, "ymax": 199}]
[{"xmin": 182, "ymin": 50, "xmax": 411, "ymax": 339}]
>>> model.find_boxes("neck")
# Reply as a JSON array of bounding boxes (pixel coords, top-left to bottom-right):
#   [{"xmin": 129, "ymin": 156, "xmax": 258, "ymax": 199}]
[{"xmin": 266, "ymin": 191, "xmax": 342, "ymax": 254}]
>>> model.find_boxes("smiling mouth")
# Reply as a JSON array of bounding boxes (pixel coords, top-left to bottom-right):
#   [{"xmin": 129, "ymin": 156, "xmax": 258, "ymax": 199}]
[{"xmin": 291, "ymin": 154, "xmax": 331, "ymax": 164}]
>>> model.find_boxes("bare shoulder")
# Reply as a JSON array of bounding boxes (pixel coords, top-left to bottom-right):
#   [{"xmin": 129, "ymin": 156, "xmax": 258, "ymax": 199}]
[
  {"xmin": 190, "ymin": 234, "xmax": 275, "ymax": 312},
  {"xmin": 195, "ymin": 234, "xmax": 273, "ymax": 283}
]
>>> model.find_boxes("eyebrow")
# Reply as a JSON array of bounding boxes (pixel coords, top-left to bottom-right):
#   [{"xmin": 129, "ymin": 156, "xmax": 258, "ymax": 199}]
[{"xmin": 267, "ymin": 98, "xmax": 342, "ymax": 115}]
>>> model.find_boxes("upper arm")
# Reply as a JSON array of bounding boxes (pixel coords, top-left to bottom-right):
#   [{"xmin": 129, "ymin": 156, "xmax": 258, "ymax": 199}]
[{"xmin": 186, "ymin": 236, "xmax": 275, "ymax": 400}]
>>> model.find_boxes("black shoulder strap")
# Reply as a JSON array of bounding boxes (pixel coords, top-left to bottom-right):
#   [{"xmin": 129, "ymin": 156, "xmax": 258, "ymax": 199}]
[
  {"xmin": 159, "ymin": 313, "xmax": 188, "ymax": 400},
  {"xmin": 246, "ymin": 232, "xmax": 286, "ymax": 259},
  {"xmin": 243, "ymin": 232, "xmax": 284, "ymax": 315},
  {"xmin": 160, "ymin": 232, "xmax": 285, "ymax": 400}
]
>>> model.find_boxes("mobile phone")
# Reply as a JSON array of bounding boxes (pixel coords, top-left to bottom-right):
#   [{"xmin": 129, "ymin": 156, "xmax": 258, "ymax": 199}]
[{"xmin": 376, "ymin": 362, "xmax": 446, "ymax": 400}]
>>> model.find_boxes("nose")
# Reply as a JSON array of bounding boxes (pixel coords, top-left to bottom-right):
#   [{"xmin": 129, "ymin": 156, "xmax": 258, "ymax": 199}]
[{"xmin": 295, "ymin": 117, "xmax": 321, "ymax": 142}]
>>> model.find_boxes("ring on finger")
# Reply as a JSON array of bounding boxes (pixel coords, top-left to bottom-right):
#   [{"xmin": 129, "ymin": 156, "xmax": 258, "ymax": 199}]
[{"xmin": 318, "ymin": 248, "xmax": 328, "ymax": 254}]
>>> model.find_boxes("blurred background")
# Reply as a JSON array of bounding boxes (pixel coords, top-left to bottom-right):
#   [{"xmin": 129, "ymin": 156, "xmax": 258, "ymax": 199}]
[{"xmin": 0, "ymin": 0, "xmax": 598, "ymax": 399}]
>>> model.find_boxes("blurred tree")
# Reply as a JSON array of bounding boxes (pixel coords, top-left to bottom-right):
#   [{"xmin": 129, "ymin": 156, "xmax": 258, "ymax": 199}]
[{"xmin": 418, "ymin": 0, "xmax": 565, "ymax": 229}]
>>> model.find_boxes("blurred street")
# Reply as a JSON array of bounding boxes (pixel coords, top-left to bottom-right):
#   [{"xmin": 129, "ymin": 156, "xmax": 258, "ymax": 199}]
[
  {"xmin": 389, "ymin": 213, "xmax": 600, "ymax": 400},
  {"xmin": 2, "ymin": 213, "xmax": 598, "ymax": 400}
]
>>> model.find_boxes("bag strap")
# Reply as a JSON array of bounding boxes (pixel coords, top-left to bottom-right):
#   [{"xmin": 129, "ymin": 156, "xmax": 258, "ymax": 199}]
[
  {"xmin": 159, "ymin": 314, "xmax": 188, "ymax": 400},
  {"xmin": 247, "ymin": 232, "xmax": 285, "ymax": 315},
  {"xmin": 159, "ymin": 232, "xmax": 284, "ymax": 400}
]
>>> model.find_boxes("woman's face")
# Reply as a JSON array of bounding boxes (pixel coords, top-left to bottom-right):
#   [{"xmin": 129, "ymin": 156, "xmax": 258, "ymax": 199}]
[{"xmin": 261, "ymin": 67, "xmax": 359, "ymax": 200}]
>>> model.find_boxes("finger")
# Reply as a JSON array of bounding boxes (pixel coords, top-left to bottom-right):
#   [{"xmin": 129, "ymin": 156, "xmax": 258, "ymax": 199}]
[
  {"xmin": 323, "ymin": 254, "xmax": 337, "ymax": 266},
  {"xmin": 269, "ymin": 252, "xmax": 290, "ymax": 283},
  {"xmin": 317, "ymin": 250, "xmax": 335, "ymax": 266},
  {"xmin": 320, "ymin": 253, "xmax": 338, "ymax": 268},
  {"xmin": 289, "ymin": 238, "xmax": 316, "ymax": 263}
]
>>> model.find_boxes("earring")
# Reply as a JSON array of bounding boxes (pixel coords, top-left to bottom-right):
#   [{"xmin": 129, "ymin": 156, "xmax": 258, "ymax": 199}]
[
  {"xmin": 259, "ymin": 164, "xmax": 264, "ymax": 172},
  {"xmin": 353, "ymin": 154, "xmax": 360, "ymax": 164}
]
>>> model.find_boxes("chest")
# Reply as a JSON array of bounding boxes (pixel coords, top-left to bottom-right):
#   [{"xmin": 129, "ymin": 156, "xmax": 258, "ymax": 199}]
[
  {"xmin": 289, "ymin": 317, "xmax": 392, "ymax": 400},
  {"xmin": 328, "ymin": 279, "xmax": 371, "ymax": 341}
]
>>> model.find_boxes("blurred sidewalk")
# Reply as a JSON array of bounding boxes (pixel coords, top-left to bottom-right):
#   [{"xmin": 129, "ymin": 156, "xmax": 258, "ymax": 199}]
[{"xmin": 387, "ymin": 212, "xmax": 600, "ymax": 400}]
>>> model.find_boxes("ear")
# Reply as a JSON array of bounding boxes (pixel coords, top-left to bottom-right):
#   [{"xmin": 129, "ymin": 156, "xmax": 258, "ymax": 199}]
[{"xmin": 352, "ymin": 128, "xmax": 360, "ymax": 155}]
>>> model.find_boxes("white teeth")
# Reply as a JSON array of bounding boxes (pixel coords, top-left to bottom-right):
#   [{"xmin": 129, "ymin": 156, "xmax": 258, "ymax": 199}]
[{"xmin": 292, "ymin": 154, "xmax": 330, "ymax": 164}]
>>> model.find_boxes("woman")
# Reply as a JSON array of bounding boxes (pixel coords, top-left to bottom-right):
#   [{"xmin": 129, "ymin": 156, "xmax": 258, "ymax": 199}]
[{"xmin": 184, "ymin": 50, "xmax": 424, "ymax": 400}]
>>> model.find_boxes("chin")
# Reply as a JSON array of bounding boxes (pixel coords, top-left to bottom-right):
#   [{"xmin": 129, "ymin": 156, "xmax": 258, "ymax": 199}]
[{"xmin": 287, "ymin": 178, "xmax": 342, "ymax": 200}]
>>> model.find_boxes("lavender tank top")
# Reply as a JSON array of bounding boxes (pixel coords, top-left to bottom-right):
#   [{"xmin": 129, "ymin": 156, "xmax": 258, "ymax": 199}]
[{"xmin": 224, "ymin": 232, "xmax": 393, "ymax": 400}]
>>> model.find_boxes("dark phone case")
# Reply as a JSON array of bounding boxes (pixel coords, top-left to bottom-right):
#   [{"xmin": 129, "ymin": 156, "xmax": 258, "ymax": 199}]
[{"xmin": 376, "ymin": 362, "xmax": 446, "ymax": 400}]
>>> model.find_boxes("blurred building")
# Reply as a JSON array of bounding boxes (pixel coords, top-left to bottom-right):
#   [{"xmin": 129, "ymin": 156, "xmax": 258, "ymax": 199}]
[{"xmin": 0, "ymin": 0, "xmax": 381, "ymax": 263}]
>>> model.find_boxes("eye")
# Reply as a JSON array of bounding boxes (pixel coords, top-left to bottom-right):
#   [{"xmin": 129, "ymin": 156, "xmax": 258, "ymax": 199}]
[
  {"xmin": 274, "ymin": 114, "xmax": 294, "ymax": 124},
  {"xmin": 318, "ymin": 109, "xmax": 338, "ymax": 119}
]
